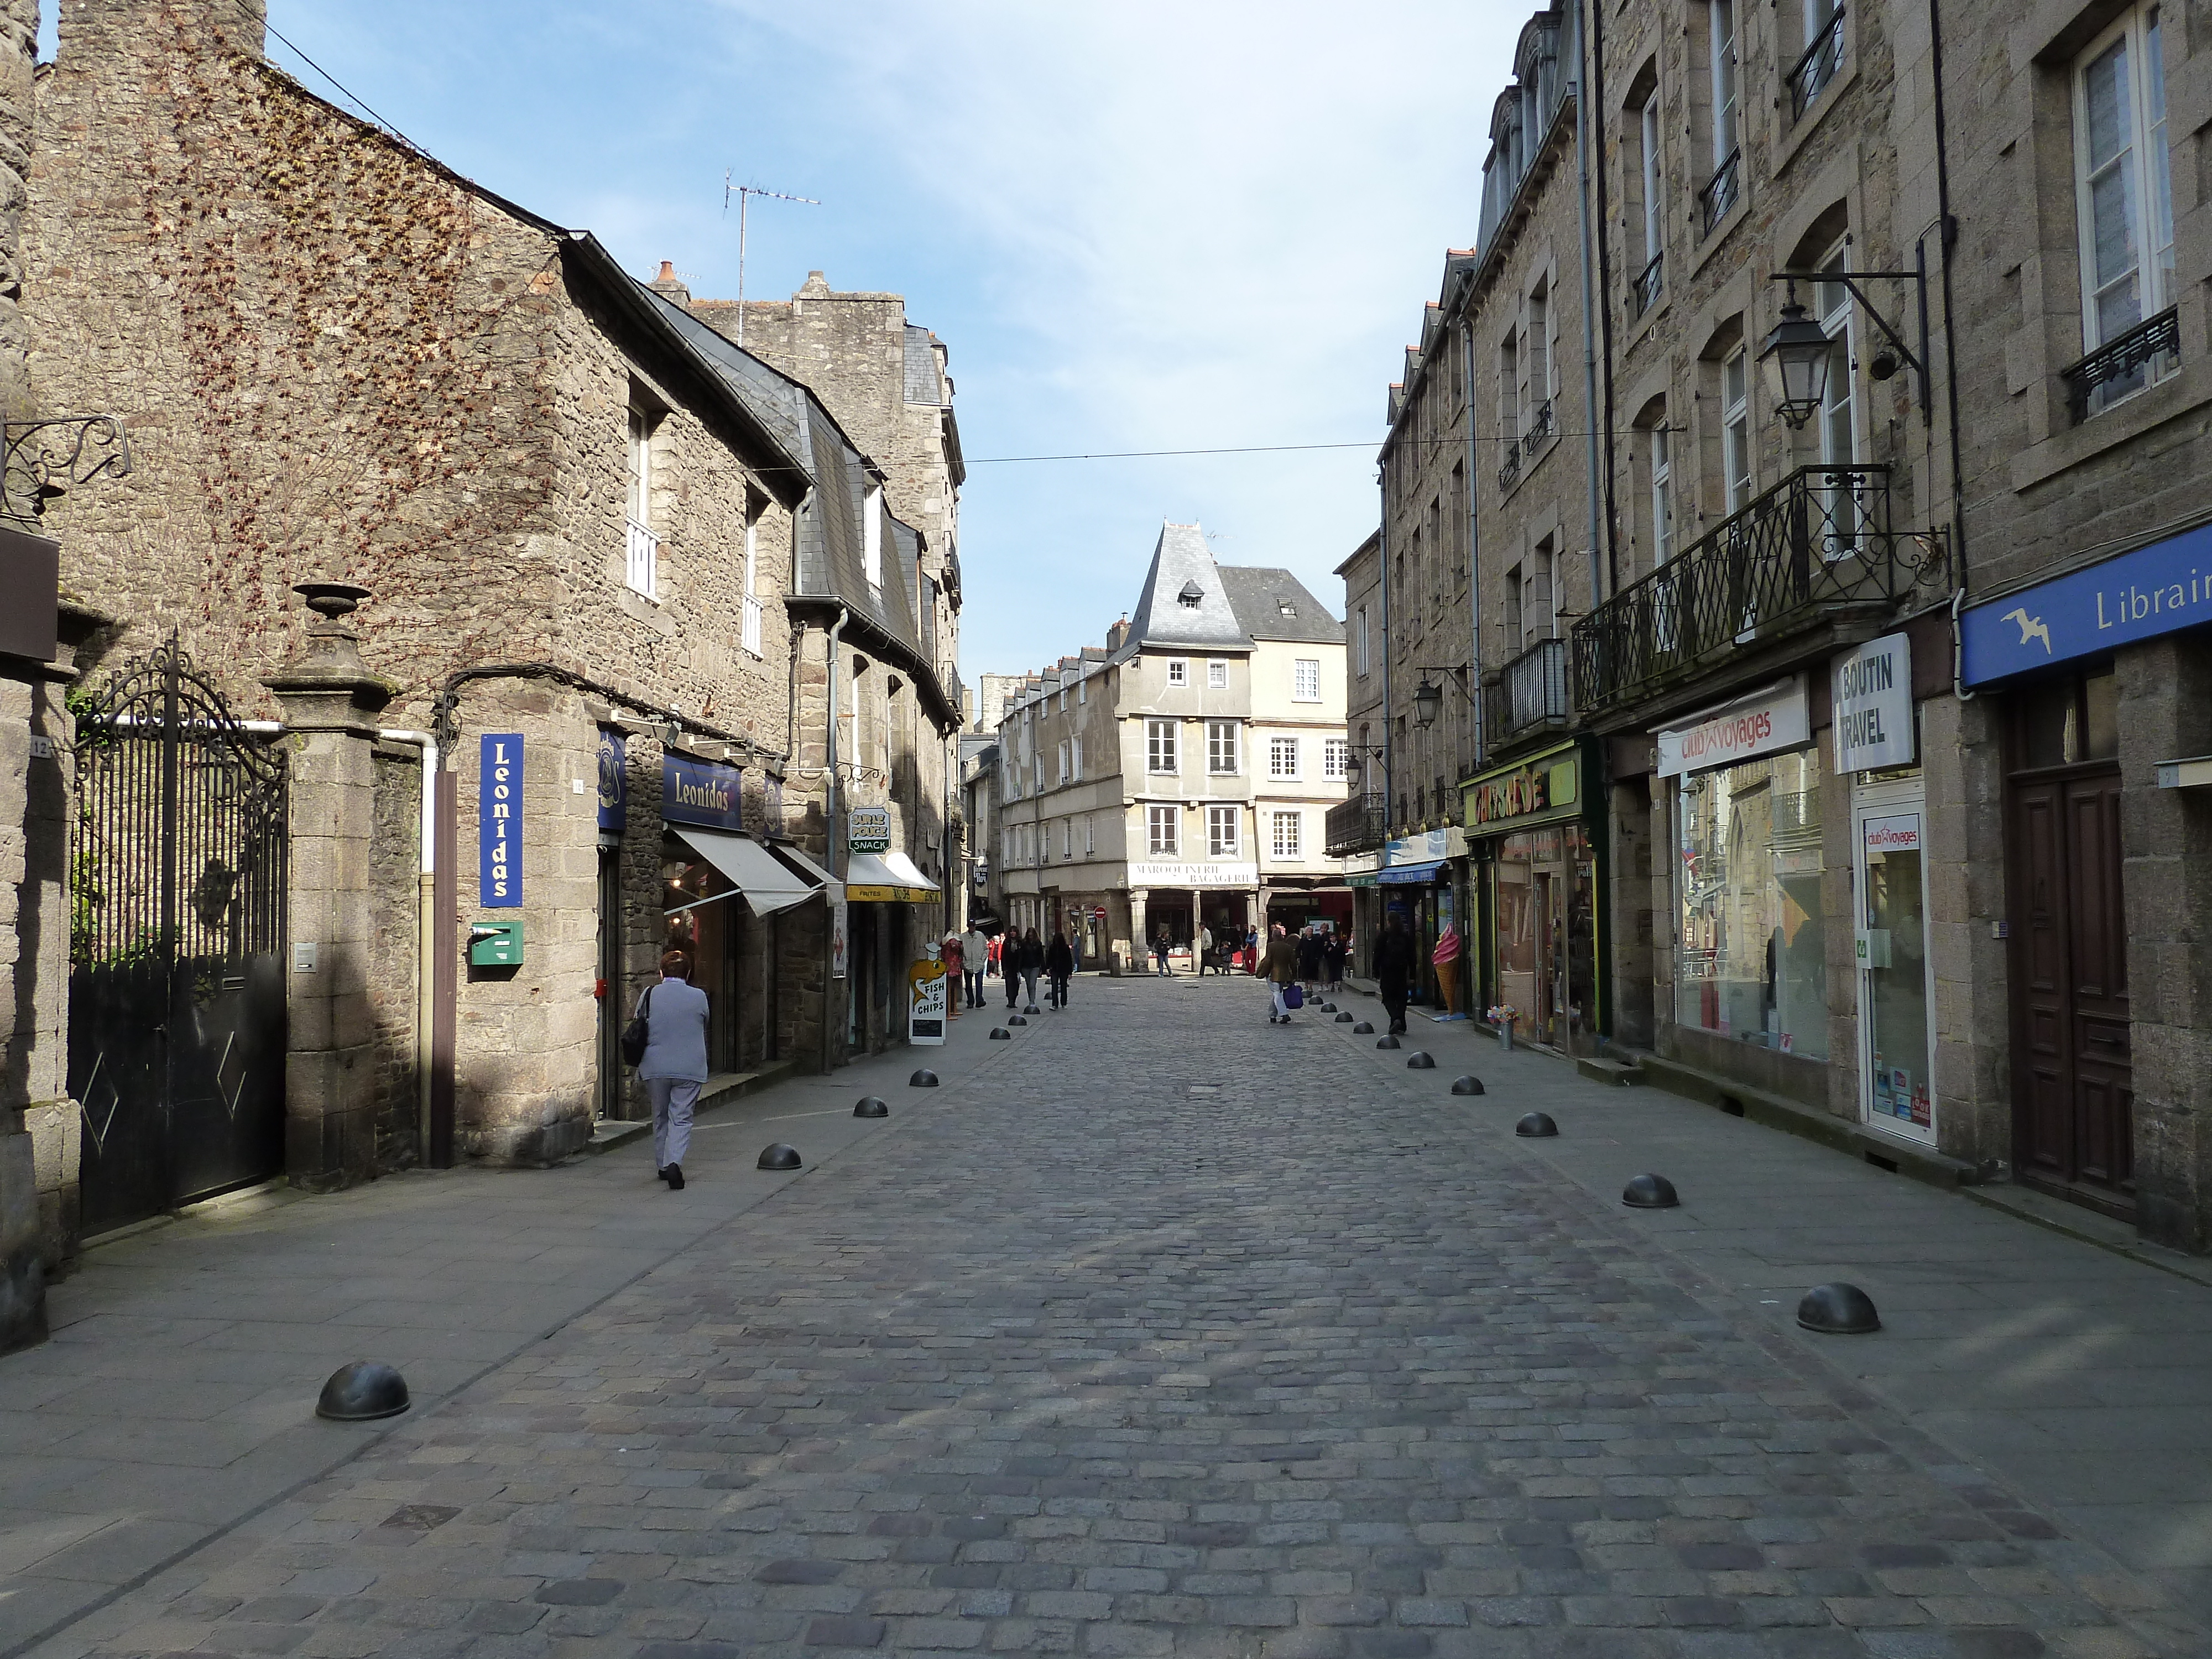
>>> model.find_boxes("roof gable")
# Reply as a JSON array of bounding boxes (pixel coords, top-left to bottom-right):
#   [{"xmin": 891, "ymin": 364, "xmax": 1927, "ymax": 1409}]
[{"xmin": 1124, "ymin": 522, "xmax": 1254, "ymax": 653}]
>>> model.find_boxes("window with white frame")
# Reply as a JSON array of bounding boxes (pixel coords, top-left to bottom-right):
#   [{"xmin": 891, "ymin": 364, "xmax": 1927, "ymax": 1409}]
[
  {"xmin": 1293, "ymin": 659, "xmax": 1321, "ymax": 701},
  {"xmin": 1207, "ymin": 659, "xmax": 1229, "ymax": 690},
  {"xmin": 624, "ymin": 406, "xmax": 658, "ymax": 598},
  {"xmin": 1270, "ymin": 736, "xmax": 1300, "ymax": 778},
  {"xmin": 1721, "ymin": 349, "xmax": 1752, "ymax": 514},
  {"xmin": 1166, "ymin": 658, "xmax": 1188, "ymax": 686},
  {"xmin": 1640, "ymin": 96, "xmax": 1664, "ymax": 269},
  {"xmin": 1650, "ymin": 422, "xmax": 1673, "ymax": 564},
  {"xmin": 1709, "ymin": 0, "xmax": 1739, "ymax": 169},
  {"xmin": 1078, "ymin": 676, "xmax": 1087, "ymax": 704},
  {"xmin": 1071, "ymin": 736, "xmax": 1083, "ymax": 779},
  {"xmin": 1084, "ymin": 815, "xmax": 1095, "ymax": 855},
  {"xmin": 1324, "ymin": 738, "xmax": 1350, "ymax": 781},
  {"xmin": 1146, "ymin": 718, "xmax": 1178, "ymax": 774},
  {"xmin": 1207, "ymin": 720, "xmax": 1239, "ymax": 775},
  {"xmin": 740, "ymin": 514, "xmax": 763, "ymax": 656},
  {"xmin": 1057, "ymin": 739, "xmax": 1070, "ymax": 786},
  {"xmin": 1060, "ymin": 821, "xmax": 1071, "ymax": 860},
  {"xmin": 2074, "ymin": 3, "xmax": 2176, "ymax": 413},
  {"xmin": 1058, "ymin": 688, "xmax": 1067, "ymax": 712},
  {"xmin": 863, "ymin": 484, "xmax": 883, "ymax": 590},
  {"xmin": 1271, "ymin": 810, "xmax": 1302, "ymax": 859},
  {"xmin": 1147, "ymin": 805, "xmax": 1178, "ymax": 855},
  {"xmin": 1815, "ymin": 246, "xmax": 1858, "ymax": 468},
  {"xmin": 1207, "ymin": 805, "xmax": 1239, "ymax": 857}
]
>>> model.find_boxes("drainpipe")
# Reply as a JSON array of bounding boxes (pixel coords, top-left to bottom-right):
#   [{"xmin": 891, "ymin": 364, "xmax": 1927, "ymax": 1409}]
[
  {"xmin": 1927, "ymin": 0, "xmax": 1973, "ymax": 698},
  {"xmin": 1584, "ymin": 0, "xmax": 1620, "ymax": 596},
  {"xmin": 824, "ymin": 602, "xmax": 849, "ymax": 1075},
  {"xmin": 1571, "ymin": 0, "xmax": 1605, "ymax": 611},
  {"xmin": 1378, "ymin": 466, "xmax": 1394, "ymax": 824},
  {"xmin": 1463, "ymin": 316, "xmax": 1486, "ymax": 772},
  {"xmin": 377, "ymin": 728, "xmax": 439, "ymax": 1165}
]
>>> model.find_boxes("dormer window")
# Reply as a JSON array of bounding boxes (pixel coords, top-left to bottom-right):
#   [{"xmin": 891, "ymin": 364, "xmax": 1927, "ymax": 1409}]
[
  {"xmin": 1278, "ymin": 601, "xmax": 1297, "ymax": 617},
  {"xmin": 1178, "ymin": 580, "xmax": 1204, "ymax": 609}
]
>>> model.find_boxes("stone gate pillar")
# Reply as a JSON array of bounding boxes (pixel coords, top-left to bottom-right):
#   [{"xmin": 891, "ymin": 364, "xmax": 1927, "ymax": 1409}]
[{"xmin": 264, "ymin": 582, "xmax": 395, "ymax": 1192}]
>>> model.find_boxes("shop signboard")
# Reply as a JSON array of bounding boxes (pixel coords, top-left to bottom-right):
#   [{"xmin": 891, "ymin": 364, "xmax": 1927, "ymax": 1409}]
[
  {"xmin": 1833, "ymin": 633, "xmax": 1914, "ymax": 773},
  {"xmin": 662, "ymin": 753, "xmax": 743, "ymax": 832},
  {"xmin": 479, "ymin": 733, "xmax": 522, "ymax": 907},
  {"xmin": 596, "ymin": 728, "xmax": 626, "ymax": 833},
  {"xmin": 1656, "ymin": 677, "xmax": 1810, "ymax": 778},
  {"xmin": 848, "ymin": 805, "xmax": 891, "ymax": 853},
  {"xmin": 1960, "ymin": 516, "xmax": 2212, "ymax": 684},
  {"xmin": 1125, "ymin": 860, "xmax": 1258, "ymax": 888},
  {"xmin": 830, "ymin": 895, "xmax": 849, "ymax": 979},
  {"xmin": 1464, "ymin": 743, "xmax": 1582, "ymax": 833},
  {"xmin": 907, "ymin": 957, "xmax": 948, "ymax": 1044}
]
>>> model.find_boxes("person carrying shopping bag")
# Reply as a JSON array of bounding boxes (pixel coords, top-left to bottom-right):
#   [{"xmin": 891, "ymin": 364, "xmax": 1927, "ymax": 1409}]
[
  {"xmin": 632, "ymin": 948, "xmax": 710, "ymax": 1191},
  {"xmin": 1263, "ymin": 924, "xmax": 1300, "ymax": 1024}
]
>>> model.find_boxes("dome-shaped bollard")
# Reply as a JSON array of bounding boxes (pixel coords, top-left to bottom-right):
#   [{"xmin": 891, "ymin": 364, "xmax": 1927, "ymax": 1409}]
[
  {"xmin": 1321, "ymin": 1003, "xmax": 1338, "ymax": 1014},
  {"xmin": 1514, "ymin": 1112, "xmax": 1557, "ymax": 1138},
  {"xmin": 1007, "ymin": 1015, "xmax": 1028, "ymax": 1027},
  {"xmin": 758, "ymin": 1143, "xmax": 802, "ymax": 1171},
  {"xmin": 1335, "ymin": 1011, "xmax": 1354, "ymax": 1023},
  {"xmin": 910, "ymin": 1069, "xmax": 939, "ymax": 1087},
  {"xmin": 1375, "ymin": 1035, "xmax": 1400, "ymax": 1050},
  {"xmin": 1797, "ymin": 1282, "xmax": 1881, "ymax": 1335},
  {"xmin": 316, "ymin": 1361, "xmax": 410, "ymax": 1422},
  {"xmin": 1451, "ymin": 1076, "xmax": 1485, "ymax": 1096},
  {"xmin": 1621, "ymin": 1173, "xmax": 1679, "ymax": 1209},
  {"xmin": 990, "ymin": 1027, "xmax": 1012, "ymax": 1040},
  {"xmin": 1405, "ymin": 1052, "xmax": 1436, "ymax": 1070},
  {"xmin": 1024, "ymin": 1004, "xmax": 1041, "ymax": 1015},
  {"xmin": 853, "ymin": 1097, "xmax": 888, "ymax": 1118},
  {"xmin": 1352, "ymin": 1021, "xmax": 1375, "ymax": 1035}
]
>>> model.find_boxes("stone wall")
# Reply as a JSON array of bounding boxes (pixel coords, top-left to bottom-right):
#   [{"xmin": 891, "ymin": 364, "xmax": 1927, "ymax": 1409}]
[{"xmin": 367, "ymin": 741, "xmax": 422, "ymax": 1170}]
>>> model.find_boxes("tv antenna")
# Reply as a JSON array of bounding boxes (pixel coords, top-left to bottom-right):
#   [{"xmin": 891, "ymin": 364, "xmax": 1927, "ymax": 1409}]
[{"xmin": 723, "ymin": 171, "xmax": 820, "ymax": 345}]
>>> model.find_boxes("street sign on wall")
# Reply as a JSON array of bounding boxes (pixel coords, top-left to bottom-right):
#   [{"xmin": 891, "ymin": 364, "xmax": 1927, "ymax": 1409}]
[
  {"xmin": 848, "ymin": 806, "xmax": 891, "ymax": 852},
  {"xmin": 1833, "ymin": 633, "xmax": 1914, "ymax": 773},
  {"xmin": 479, "ymin": 733, "xmax": 522, "ymax": 907}
]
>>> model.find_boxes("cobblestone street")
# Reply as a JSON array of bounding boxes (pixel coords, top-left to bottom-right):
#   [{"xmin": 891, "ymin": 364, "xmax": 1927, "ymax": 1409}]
[{"xmin": 14, "ymin": 978, "xmax": 2211, "ymax": 1658}]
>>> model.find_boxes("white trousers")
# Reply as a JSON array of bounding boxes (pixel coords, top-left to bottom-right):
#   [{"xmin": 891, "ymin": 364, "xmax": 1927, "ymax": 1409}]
[
  {"xmin": 1271, "ymin": 983, "xmax": 1290, "ymax": 1018},
  {"xmin": 649, "ymin": 1077, "xmax": 701, "ymax": 1170}
]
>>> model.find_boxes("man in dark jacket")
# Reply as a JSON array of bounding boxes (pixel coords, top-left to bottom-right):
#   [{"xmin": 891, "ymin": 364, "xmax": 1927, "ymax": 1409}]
[
  {"xmin": 1045, "ymin": 930, "xmax": 1074, "ymax": 1008},
  {"xmin": 1374, "ymin": 911, "xmax": 1417, "ymax": 1035}
]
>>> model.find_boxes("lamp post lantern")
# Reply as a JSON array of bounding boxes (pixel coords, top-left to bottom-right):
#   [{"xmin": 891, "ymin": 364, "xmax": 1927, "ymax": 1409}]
[
  {"xmin": 1411, "ymin": 676, "xmax": 1443, "ymax": 730},
  {"xmin": 1759, "ymin": 287, "xmax": 1832, "ymax": 430}
]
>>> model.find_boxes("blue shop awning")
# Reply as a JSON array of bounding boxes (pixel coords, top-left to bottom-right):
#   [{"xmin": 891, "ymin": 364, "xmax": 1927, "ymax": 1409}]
[{"xmin": 1376, "ymin": 860, "xmax": 1446, "ymax": 884}]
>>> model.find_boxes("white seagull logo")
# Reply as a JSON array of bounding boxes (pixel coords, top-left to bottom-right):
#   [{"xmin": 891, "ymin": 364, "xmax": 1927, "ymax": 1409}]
[{"xmin": 2001, "ymin": 608, "xmax": 2053, "ymax": 654}]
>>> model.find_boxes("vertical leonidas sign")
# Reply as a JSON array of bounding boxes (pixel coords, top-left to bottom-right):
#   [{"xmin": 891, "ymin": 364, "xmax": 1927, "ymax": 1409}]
[{"xmin": 479, "ymin": 733, "xmax": 523, "ymax": 906}]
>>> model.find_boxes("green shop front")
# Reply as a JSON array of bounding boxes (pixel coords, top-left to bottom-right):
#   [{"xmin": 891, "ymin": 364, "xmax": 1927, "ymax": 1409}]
[{"xmin": 1463, "ymin": 739, "xmax": 1605, "ymax": 1047}]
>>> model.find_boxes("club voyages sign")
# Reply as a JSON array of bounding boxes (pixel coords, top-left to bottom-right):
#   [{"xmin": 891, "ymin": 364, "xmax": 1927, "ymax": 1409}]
[{"xmin": 1656, "ymin": 677, "xmax": 1810, "ymax": 779}]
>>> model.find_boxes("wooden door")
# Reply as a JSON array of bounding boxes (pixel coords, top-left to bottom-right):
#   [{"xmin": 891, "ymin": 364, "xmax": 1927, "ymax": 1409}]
[{"xmin": 2009, "ymin": 768, "xmax": 2132, "ymax": 1215}]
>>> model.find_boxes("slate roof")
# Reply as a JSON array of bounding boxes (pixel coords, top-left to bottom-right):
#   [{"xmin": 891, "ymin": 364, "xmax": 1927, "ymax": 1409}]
[
  {"xmin": 1219, "ymin": 566, "xmax": 1345, "ymax": 645},
  {"xmin": 903, "ymin": 326, "xmax": 946, "ymax": 406},
  {"xmin": 1124, "ymin": 523, "xmax": 1253, "ymax": 654}
]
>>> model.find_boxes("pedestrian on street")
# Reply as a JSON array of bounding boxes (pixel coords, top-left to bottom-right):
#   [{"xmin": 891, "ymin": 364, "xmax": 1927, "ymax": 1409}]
[
  {"xmin": 1324, "ymin": 930, "xmax": 1347, "ymax": 993},
  {"xmin": 1020, "ymin": 926, "xmax": 1045, "ymax": 1010},
  {"xmin": 1375, "ymin": 911, "xmax": 1417, "ymax": 1036},
  {"xmin": 1002, "ymin": 928, "xmax": 1022, "ymax": 1009},
  {"xmin": 940, "ymin": 932, "xmax": 964, "ymax": 1019},
  {"xmin": 1296, "ymin": 927, "xmax": 1323, "ymax": 994},
  {"xmin": 1264, "ymin": 923, "xmax": 1299, "ymax": 1024},
  {"xmin": 960, "ymin": 923, "xmax": 989, "ymax": 1009},
  {"xmin": 1197, "ymin": 922, "xmax": 1214, "ymax": 976},
  {"xmin": 636, "ymin": 947, "xmax": 709, "ymax": 1191},
  {"xmin": 1045, "ymin": 929, "xmax": 1073, "ymax": 1009},
  {"xmin": 1154, "ymin": 925, "xmax": 1173, "ymax": 977},
  {"xmin": 1245, "ymin": 926, "xmax": 1260, "ymax": 975}
]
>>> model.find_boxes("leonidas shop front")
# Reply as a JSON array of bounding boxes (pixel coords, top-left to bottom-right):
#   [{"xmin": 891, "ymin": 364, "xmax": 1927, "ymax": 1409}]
[{"xmin": 1463, "ymin": 740, "xmax": 1604, "ymax": 1047}]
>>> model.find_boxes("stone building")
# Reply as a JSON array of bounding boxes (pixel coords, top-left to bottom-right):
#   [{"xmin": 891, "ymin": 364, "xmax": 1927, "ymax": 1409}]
[
  {"xmin": 995, "ymin": 523, "xmax": 1348, "ymax": 969},
  {"xmin": 16, "ymin": 0, "xmax": 935, "ymax": 1249}
]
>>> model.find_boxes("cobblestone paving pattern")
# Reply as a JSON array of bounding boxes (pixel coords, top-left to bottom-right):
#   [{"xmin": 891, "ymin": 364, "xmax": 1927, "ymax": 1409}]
[{"xmin": 35, "ymin": 980, "xmax": 2206, "ymax": 1658}]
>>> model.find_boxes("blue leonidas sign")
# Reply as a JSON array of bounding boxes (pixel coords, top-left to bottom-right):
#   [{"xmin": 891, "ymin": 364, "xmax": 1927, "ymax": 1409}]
[
  {"xmin": 1961, "ymin": 520, "xmax": 2212, "ymax": 685},
  {"xmin": 479, "ymin": 733, "xmax": 522, "ymax": 907},
  {"xmin": 662, "ymin": 753, "xmax": 744, "ymax": 832}
]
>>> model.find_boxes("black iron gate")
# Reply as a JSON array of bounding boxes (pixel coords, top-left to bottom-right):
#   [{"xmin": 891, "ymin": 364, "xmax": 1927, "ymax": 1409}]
[{"xmin": 68, "ymin": 640, "xmax": 289, "ymax": 1235}]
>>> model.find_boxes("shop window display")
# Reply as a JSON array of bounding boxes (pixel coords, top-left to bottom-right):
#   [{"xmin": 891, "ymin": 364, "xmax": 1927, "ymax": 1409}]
[
  {"xmin": 1493, "ymin": 825, "xmax": 1597, "ymax": 1046},
  {"xmin": 1674, "ymin": 752, "xmax": 1825, "ymax": 1057}
]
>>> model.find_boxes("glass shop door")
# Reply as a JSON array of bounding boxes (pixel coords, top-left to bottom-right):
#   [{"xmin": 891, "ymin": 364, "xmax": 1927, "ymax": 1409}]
[{"xmin": 1853, "ymin": 776, "xmax": 1937, "ymax": 1145}]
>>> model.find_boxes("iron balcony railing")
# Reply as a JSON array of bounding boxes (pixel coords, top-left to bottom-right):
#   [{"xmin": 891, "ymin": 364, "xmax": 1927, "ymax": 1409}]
[
  {"xmin": 1631, "ymin": 253, "xmax": 1664, "ymax": 319},
  {"xmin": 1787, "ymin": 6, "xmax": 1846, "ymax": 121},
  {"xmin": 1571, "ymin": 463, "xmax": 1919, "ymax": 715},
  {"xmin": 1498, "ymin": 441, "xmax": 1522, "ymax": 491},
  {"xmin": 1483, "ymin": 637, "xmax": 1571, "ymax": 752},
  {"xmin": 1522, "ymin": 398, "xmax": 1556, "ymax": 456},
  {"xmin": 2062, "ymin": 306, "xmax": 2179, "ymax": 422},
  {"xmin": 1325, "ymin": 791, "xmax": 1389, "ymax": 857},
  {"xmin": 1697, "ymin": 148, "xmax": 1741, "ymax": 237}
]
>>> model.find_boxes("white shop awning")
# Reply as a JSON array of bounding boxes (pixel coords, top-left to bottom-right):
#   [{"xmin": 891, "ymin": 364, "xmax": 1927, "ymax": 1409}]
[
  {"xmin": 670, "ymin": 827, "xmax": 818, "ymax": 917},
  {"xmin": 768, "ymin": 840, "xmax": 841, "ymax": 898},
  {"xmin": 844, "ymin": 851, "xmax": 941, "ymax": 903}
]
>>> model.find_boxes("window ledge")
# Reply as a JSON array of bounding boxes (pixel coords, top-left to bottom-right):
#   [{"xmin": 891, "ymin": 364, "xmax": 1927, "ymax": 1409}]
[
  {"xmin": 1622, "ymin": 285, "xmax": 1671, "ymax": 353},
  {"xmin": 2010, "ymin": 356, "xmax": 2212, "ymax": 495},
  {"xmin": 1689, "ymin": 190, "xmax": 1749, "ymax": 283}
]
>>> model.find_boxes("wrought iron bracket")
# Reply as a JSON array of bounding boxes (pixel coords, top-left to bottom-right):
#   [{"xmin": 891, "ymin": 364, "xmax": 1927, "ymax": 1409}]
[
  {"xmin": 1772, "ymin": 246, "xmax": 1934, "ymax": 427},
  {"xmin": 3, "ymin": 415, "xmax": 133, "ymax": 518}
]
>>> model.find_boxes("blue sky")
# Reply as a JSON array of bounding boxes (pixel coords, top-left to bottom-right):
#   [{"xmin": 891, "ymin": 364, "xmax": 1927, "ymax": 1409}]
[{"xmin": 83, "ymin": 1, "xmax": 1525, "ymax": 681}]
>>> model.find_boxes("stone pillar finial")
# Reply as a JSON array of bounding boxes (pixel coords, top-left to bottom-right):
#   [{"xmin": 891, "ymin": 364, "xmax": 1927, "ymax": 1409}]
[{"xmin": 264, "ymin": 581, "xmax": 394, "ymax": 723}]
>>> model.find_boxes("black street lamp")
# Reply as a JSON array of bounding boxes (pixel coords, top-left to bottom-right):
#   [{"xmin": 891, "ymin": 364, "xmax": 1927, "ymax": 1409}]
[
  {"xmin": 1411, "ymin": 676, "xmax": 1444, "ymax": 730},
  {"xmin": 1758, "ymin": 286, "xmax": 1832, "ymax": 431}
]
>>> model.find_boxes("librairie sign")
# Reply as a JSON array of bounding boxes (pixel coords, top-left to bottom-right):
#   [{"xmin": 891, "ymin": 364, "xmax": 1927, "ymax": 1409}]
[
  {"xmin": 1833, "ymin": 633, "xmax": 1914, "ymax": 773},
  {"xmin": 1961, "ymin": 517, "xmax": 2212, "ymax": 684},
  {"xmin": 661, "ymin": 753, "xmax": 742, "ymax": 832},
  {"xmin": 1656, "ymin": 677, "xmax": 1809, "ymax": 779},
  {"xmin": 479, "ymin": 733, "xmax": 522, "ymax": 907}
]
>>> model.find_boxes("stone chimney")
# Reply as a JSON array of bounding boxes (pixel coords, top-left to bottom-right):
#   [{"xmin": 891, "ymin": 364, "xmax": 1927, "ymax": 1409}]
[
  {"xmin": 59, "ymin": 0, "xmax": 266, "ymax": 67},
  {"xmin": 648, "ymin": 259, "xmax": 691, "ymax": 307},
  {"xmin": 1105, "ymin": 613, "xmax": 1130, "ymax": 653},
  {"xmin": 796, "ymin": 270, "xmax": 833, "ymax": 299}
]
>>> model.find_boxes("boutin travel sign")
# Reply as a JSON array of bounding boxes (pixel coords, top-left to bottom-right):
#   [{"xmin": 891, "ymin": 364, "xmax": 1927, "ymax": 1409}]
[
  {"xmin": 1961, "ymin": 518, "xmax": 2212, "ymax": 685},
  {"xmin": 1833, "ymin": 633, "xmax": 1914, "ymax": 773}
]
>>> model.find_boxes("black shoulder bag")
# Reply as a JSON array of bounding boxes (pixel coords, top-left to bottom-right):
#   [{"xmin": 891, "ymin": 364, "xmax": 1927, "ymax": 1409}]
[{"xmin": 620, "ymin": 984, "xmax": 653, "ymax": 1068}]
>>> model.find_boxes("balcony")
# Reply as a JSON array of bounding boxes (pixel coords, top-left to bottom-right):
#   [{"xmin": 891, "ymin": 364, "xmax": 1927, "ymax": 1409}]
[
  {"xmin": 1787, "ymin": 6, "xmax": 1845, "ymax": 122},
  {"xmin": 2062, "ymin": 306, "xmax": 2179, "ymax": 423},
  {"xmin": 1522, "ymin": 399, "xmax": 1555, "ymax": 456},
  {"xmin": 1631, "ymin": 253, "xmax": 1663, "ymax": 319},
  {"xmin": 1571, "ymin": 464, "xmax": 1931, "ymax": 717},
  {"xmin": 1498, "ymin": 441, "xmax": 1522, "ymax": 491},
  {"xmin": 1483, "ymin": 637, "xmax": 1569, "ymax": 753},
  {"xmin": 1697, "ymin": 148, "xmax": 1741, "ymax": 238},
  {"xmin": 1325, "ymin": 792, "xmax": 1388, "ymax": 857}
]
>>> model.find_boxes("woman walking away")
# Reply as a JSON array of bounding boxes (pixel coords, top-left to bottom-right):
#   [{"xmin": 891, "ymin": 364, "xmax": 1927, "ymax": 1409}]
[
  {"xmin": 1324, "ymin": 930, "xmax": 1347, "ymax": 993},
  {"xmin": 961, "ymin": 922, "xmax": 989, "ymax": 1009},
  {"xmin": 1045, "ymin": 929, "xmax": 1074, "ymax": 1009},
  {"xmin": 1020, "ymin": 926, "xmax": 1045, "ymax": 1011},
  {"xmin": 636, "ymin": 948, "xmax": 710, "ymax": 1191},
  {"xmin": 1002, "ymin": 927, "xmax": 1022, "ymax": 1009},
  {"xmin": 1264, "ymin": 924, "xmax": 1299, "ymax": 1024},
  {"xmin": 1296, "ymin": 927, "xmax": 1324, "ymax": 995}
]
